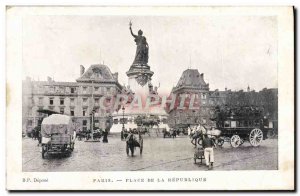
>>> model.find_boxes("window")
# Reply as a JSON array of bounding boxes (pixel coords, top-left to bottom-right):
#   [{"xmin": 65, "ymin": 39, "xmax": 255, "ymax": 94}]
[
  {"xmin": 59, "ymin": 87, "xmax": 64, "ymax": 93},
  {"xmin": 231, "ymin": 121, "xmax": 237, "ymax": 128},
  {"xmin": 82, "ymin": 109, "xmax": 86, "ymax": 117},
  {"xmin": 60, "ymin": 98, "xmax": 64, "ymax": 105},
  {"xmin": 83, "ymin": 98, "xmax": 88, "ymax": 105},
  {"xmin": 70, "ymin": 98, "xmax": 75, "ymax": 105},
  {"xmin": 60, "ymin": 108, "xmax": 64, "ymax": 114},
  {"xmin": 71, "ymin": 87, "xmax": 75, "ymax": 93},
  {"xmin": 49, "ymin": 86, "xmax": 54, "ymax": 93},
  {"xmin": 49, "ymin": 98, "xmax": 54, "ymax": 105},
  {"xmin": 94, "ymin": 87, "xmax": 99, "ymax": 91},
  {"xmin": 107, "ymin": 87, "xmax": 111, "ymax": 93},
  {"xmin": 224, "ymin": 121, "xmax": 230, "ymax": 128},
  {"xmin": 94, "ymin": 98, "xmax": 99, "ymax": 105},
  {"xmin": 83, "ymin": 87, "xmax": 87, "ymax": 93},
  {"xmin": 38, "ymin": 97, "xmax": 43, "ymax": 105},
  {"xmin": 27, "ymin": 120, "xmax": 33, "ymax": 126},
  {"xmin": 70, "ymin": 109, "xmax": 74, "ymax": 116}
]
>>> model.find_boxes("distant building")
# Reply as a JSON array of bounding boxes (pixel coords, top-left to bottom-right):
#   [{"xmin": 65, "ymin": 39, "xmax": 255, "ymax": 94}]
[
  {"xmin": 167, "ymin": 69, "xmax": 212, "ymax": 126},
  {"xmin": 22, "ymin": 64, "xmax": 122, "ymax": 134},
  {"xmin": 167, "ymin": 69, "xmax": 278, "ymax": 128}
]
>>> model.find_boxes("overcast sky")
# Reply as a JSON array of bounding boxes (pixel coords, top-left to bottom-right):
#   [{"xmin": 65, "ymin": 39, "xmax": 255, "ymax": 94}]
[{"xmin": 22, "ymin": 15, "xmax": 277, "ymax": 93}]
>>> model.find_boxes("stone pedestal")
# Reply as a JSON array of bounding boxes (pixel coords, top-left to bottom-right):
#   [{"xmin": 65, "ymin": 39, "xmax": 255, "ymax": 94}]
[{"xmin": 126, "ymin": 64, "xmax": 154, "ymax": 95}]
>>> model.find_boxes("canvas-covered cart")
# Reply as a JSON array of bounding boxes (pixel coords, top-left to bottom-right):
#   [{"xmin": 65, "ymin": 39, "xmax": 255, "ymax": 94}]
[{"xmin": 41, "ymin": 114, "xmax": 76, "ymax": 158}]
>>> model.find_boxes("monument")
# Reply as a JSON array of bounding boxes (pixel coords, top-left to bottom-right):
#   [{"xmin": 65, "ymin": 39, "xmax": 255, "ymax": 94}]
[
  {"xmin": 126, "ymin": 21, "xmax": 154, "ymax": 94},
  {"xmin": 110, "ymin": 21, "xmax": 169, "ymax": 135}
]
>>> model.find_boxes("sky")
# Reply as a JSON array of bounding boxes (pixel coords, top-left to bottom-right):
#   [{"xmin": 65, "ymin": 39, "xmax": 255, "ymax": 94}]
[{"xmin": 22, "ymin": 15, "xmax": 277, "ymax": 93}]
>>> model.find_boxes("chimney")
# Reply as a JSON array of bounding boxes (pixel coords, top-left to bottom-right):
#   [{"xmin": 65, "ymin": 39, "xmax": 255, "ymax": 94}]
[
  {"xmin": 80, "ymin": 65, "xmax": 85, "ymax": 76},
  {"xmin": 112, "ymin": 72, "xmax": 118, "ymax": 81},
  {"xmin": 47, "ymin": 76, "xmax": 52, "ymax": 82}
]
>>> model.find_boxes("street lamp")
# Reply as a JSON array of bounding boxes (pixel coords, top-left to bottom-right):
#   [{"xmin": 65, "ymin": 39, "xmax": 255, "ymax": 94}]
[
  {"xmin": 192, "ymin": 110, "xmax": 196, "ymax": 124},
  {"xmin": 174, "ymin": 113, "xmax": 177, "ymax": 128}
]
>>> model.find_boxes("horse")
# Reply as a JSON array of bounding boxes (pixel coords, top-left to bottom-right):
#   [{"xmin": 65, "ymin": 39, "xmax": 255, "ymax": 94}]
[
  {"xmin": 171, "ymin": 129, "xmax": 177, "ymax": 138},
  {"xmin": 190, "ymin": 124, "xmax": 222, "ymax": 147}
]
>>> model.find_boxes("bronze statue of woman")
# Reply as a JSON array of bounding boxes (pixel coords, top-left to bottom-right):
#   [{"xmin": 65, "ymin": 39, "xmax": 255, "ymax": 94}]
[{"xmin": 129, "ymin": 22, "xmax": 149, "ymax": 65}]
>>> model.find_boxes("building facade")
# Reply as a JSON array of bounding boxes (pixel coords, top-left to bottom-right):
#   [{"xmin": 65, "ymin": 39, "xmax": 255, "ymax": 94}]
[
  {"xmin": 167, "ymin": 69, "xmax": 212, "ymax": 127},
  {"xmin": 167, "ymin": 69, "xmax": 278, "ymax": 128},
  {"xmin": 22, "ymin": 64, "xmax": 122, "ymax": 134}
]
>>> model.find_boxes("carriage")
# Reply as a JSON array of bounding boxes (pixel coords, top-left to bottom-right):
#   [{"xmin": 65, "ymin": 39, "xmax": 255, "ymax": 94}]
[
  {"xmin": 162, "ymin": 128, "xmax": 177, "ymax": 138},
  {"xmin": 41, "ymin": 114, "xmax": 76, "ymax": 158},
  {"xmin": 212, "ymin": 106, "xmax": 269, "ymax": 148}
]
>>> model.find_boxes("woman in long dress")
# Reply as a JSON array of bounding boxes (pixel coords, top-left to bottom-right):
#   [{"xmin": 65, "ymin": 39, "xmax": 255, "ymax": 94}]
[{"xmin": 130, "ymin": 26, "xmax": 149, "ymax": 65}]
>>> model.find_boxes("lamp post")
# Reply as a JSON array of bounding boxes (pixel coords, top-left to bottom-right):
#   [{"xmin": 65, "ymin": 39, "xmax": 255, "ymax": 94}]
[
  {"xmin": 174, "ymin": 113, "xmax": 177, "ymax": 128},
  {"xmin": 192, "ymin": 110, "xmax": 196, "ymax": 125},
  {"xmin": 122, "ymin": 105, "xmax": 125, "ymax": 131}
]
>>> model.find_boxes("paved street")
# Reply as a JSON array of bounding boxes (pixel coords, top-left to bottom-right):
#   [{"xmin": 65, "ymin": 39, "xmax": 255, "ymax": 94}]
[{"xmin": 23, "ymin": 134, "xmax": 278, "ymax": 172}]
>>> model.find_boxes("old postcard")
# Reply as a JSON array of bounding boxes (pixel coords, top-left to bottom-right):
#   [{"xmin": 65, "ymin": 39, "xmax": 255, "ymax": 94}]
[{"xmin": 6, "ymin": 6, "xmax": 294, "ymax": 190}]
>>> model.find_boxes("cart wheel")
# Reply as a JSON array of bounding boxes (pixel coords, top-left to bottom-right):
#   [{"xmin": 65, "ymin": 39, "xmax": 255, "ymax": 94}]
[
  {"xmin": 140, "ymin": 139, "xmax": 143, "ymax": 155},
  {"xmin": 126, "ymin": 142, "xmax": 129, "ymax": 155},
  {"xmin": 217, "ymin": 138, "xmax": 224, "ymax": 147},
  {"xmin": 249, "ymin": 128, "xmax": 263, "ymax": 147},
  {"xmin": 230, "ymin": 135, "xmax": 241, "ymax": 148}
]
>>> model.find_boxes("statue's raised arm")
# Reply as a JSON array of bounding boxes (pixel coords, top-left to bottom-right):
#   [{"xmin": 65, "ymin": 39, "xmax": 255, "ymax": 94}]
[{"xmin": 129, "ymin": 26, "xmax": 137, "ymax": 38}]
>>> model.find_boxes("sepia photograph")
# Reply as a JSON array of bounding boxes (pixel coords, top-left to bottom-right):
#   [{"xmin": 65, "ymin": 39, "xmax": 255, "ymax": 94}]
[{"xmin": 6, "ymin": 6, "xmax": 294, "ymax": 190}]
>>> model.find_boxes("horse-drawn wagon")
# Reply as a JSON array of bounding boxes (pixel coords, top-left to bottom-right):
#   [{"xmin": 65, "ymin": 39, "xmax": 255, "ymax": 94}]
[
  {"xmin": 211, "ymin": 106, "xmax": 269, "ymax": 148},
  {"xmin": 41, "ymin": 114, "xmax": 76, "ymax": 158}
]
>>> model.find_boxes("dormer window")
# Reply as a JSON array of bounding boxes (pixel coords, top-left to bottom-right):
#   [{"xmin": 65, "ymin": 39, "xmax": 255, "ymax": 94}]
[{"xmin": 83, "ymin": 87, "xmax": 87, "ymax": 93}]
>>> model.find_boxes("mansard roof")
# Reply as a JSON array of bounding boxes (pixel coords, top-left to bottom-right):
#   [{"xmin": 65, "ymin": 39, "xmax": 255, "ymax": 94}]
[
  {"xmin": 76, "ymin": 64, "xmax": 117, "ymax": 83},
  {"xmin": 173, "ymin": 69, "xmax": 209, "ymax": 93}
]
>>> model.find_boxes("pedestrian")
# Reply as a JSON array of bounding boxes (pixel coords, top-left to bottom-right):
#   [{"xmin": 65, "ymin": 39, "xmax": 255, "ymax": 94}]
[
  {"xmin": 121, "ymin": 128, "xmax": 124, "ymax": 140},
  {"xmin": 124, "ymin": 128, "xmax": 128, "ymax": 139},
  {"xmin": 202, "ymin": 134, "xmax": 215, "ymax": 170},
  {"xmin": 102, "ymin": 124, "xmax": 109, "ymax": 143},
  {"xmin": 37, "ymin": 129, "xmax": 42, "ymax": 146}
]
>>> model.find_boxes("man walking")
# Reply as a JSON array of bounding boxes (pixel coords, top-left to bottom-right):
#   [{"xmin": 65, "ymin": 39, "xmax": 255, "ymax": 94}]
[{"xmin": 202, "ymin": 134, "xmax": 215, "ymax": 170}]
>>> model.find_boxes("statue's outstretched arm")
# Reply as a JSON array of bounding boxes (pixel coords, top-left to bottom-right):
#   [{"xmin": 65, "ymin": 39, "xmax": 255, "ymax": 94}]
[{"xmin": 130, "ymin": 27, "xmax": 137, "ymax": 38}]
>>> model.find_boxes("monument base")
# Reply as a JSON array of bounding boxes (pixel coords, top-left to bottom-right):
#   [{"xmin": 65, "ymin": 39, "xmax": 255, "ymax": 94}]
[{"xmin": 126, "ymin": 63, "xmax": 154, "ymax": 87}]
